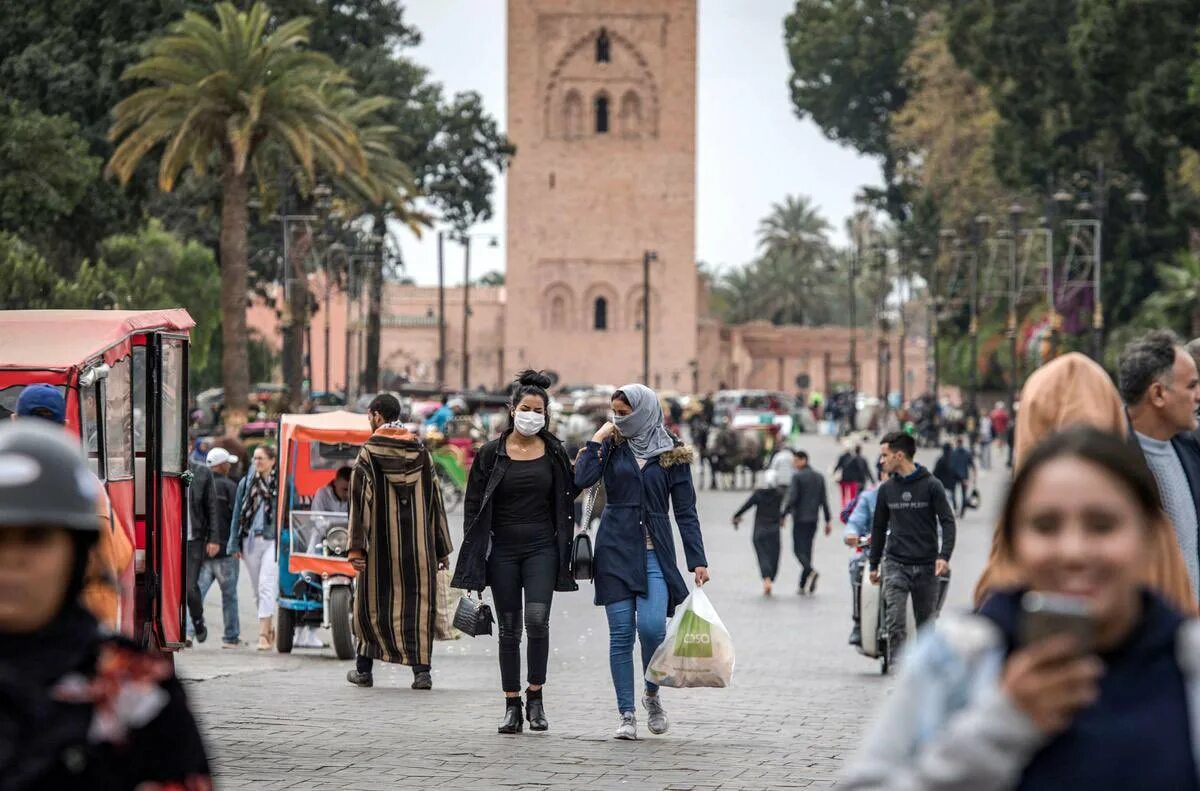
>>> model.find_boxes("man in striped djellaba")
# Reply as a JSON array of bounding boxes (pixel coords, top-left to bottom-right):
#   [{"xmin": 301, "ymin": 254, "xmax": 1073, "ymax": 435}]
[{"xmin": 345, "ymin": 394, "xmax": 453, "ymax": 690}]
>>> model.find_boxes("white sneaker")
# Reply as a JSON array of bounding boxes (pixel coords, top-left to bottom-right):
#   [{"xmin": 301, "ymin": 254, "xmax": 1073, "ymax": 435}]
[
  {"xmin": 642, "ymin": 695, "xmax": 669, "ymax": 734},
  {"xmin": 295, "ymin": 626, "xmax": 324, "ymax": 648},
  {"xmin": 614, "ymin": 712, "xmax": 638, "ymax": 740}
]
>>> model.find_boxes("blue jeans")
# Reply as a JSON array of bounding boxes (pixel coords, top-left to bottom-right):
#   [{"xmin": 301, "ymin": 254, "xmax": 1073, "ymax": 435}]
[
  {"xmin": 198, "ymin": 556, "xmax": 240, "ymax": 644},
  {"xmin": 604, "ymin": 550, "xmax": 668, "ymax": 714}
]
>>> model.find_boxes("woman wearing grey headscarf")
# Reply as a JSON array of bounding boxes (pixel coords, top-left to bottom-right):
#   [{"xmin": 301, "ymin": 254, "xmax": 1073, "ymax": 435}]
[{"xmin": 575, "ymin": 383, "xmax": 709, "ymax": 741}]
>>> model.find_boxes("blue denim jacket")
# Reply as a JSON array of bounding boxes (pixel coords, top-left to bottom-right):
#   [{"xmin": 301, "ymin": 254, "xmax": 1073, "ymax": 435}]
[{"xmin": 842, "ymin": 612, "xmax": 1200, "ymax": 790}]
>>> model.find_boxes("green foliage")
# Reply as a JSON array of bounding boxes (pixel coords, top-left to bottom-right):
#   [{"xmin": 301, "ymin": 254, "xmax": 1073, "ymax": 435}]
[
  {"xmin": 476, "ymin": 271, "xmax": 505, "ymax": 287},
  {"xmin": 97, "ymin": 221, "xmax": 222, "ymax": 387},
  {"xmin": 783, "ymin": 0, "xmax": 918, "ymax": 219},
  {"xmin": 0, "ymin": 232, "xmax": 60, "ymax": 309},
  {"xmin": 711, "ymin": 196, "xmax": 850, "ymax": 326},
  {"xmin": 107, "ymin": 3, "xmax": 368, "ymax": 192},
  {"xmin": 0, "ymin": 99, "xmax": 101, "ymax": 243}
]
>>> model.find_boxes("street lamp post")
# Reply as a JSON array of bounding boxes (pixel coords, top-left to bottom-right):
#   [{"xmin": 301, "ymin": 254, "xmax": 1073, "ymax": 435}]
[
  {"xmin": 969, "ymin": 215, "xmax": 989, "ymax": 420},
  {"xmin": 848, "ymin": 227, "xmax": 860, "ymax": 432},
  {"xmin": 436, "ymin": 231, "xmax": 446, "ymax": 391},
  {"xmin": 1007, "ymin": 203, "xmax": 1025, "ymax": 417},
  {"xmin": 462, "ymin": 235, "xmax": 471, "ymax": 391},
  {"xmin": 642, "ymin": 250, "xmax": 657, "ymax": 384}
]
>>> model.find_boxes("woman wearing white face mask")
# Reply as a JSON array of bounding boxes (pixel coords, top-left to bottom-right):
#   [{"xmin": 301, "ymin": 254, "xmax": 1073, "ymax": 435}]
[{"xmin": 452, "ymin": 370, "xmax": 582, "ymax": 734}]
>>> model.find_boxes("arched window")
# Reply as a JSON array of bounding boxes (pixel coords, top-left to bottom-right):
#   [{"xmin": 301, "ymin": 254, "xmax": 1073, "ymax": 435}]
[
  {"xmin": 550, "ymin": 296, "xmax": 567, "ymax": 329},
  {"xmin": 619, "ymin": 91, "xmax": 642, "ymax": 137},
  {"xmin": 596, "ymin": 28, "xmax": 610, "ymax": 63},
  {"xmin": 594, "ymin": 297, "xmax": 608, "ymax": 330},
  {"xmin": 594, "ymin": 94, "xmax": 609, "ymax": 134},
  {"xmin": 563, "ymin": 90, "xmax": 583, "ymax": 139},
  {"xmin": 631, "ymin": 297, "xmax": 645, "ymax": 331}
]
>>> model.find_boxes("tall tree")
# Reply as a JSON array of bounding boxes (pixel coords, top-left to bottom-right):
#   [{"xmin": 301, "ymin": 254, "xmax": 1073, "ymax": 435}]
[
  {"xmin": 107, "ymin": 2, "xmax": 372, "ymax": 430},
  {"xmin": 784, "ymin": 0, "xmax": 918, "ymax": 220}
]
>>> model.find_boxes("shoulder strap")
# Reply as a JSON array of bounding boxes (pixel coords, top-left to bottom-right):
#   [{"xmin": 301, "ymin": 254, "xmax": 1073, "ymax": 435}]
[{"xmin": 579, "ymin": 442, "xmax": 612, "ymax": 534}]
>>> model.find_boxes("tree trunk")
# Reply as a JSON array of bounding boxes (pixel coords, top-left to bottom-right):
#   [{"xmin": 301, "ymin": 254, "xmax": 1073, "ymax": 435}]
[
  {"xmin": 219, "ymin": 163, "xmax": 251, "ymax": 434},
  {"xmin": 1191, "ymin": 307, "xmax": 1200, "ymax": 343},
  {"xmin": 282, "ymin": 222, "xmax": 311, "ymax": 411},
  {"xmin": 363, "ymin": 213, "xmax": 384, "ymax": 393}
]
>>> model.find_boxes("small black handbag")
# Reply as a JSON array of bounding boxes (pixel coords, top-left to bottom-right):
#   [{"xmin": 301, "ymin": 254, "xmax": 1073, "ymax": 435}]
[
  {"xmin": 571, "ymin": 483, "xmax": 600, "ymax": 581},
  {"xmin": 452, "ymin": 592, "xmax": 494, "ymax": 637}
]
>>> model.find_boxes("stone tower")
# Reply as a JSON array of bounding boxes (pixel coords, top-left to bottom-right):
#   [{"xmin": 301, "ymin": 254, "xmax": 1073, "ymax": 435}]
[{"xmin": 505, "ymin": 0, "xmax": 698, "ymax": 391}]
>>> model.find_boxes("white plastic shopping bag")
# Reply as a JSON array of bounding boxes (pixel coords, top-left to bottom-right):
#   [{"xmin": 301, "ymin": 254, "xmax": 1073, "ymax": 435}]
[{"xmin": 645, "ymin": 587, "xmax": 735, "ymax": 688}]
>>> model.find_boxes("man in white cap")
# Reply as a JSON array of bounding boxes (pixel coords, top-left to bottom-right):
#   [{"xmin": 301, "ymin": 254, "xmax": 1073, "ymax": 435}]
[{"xmin": 198, "ymin": 446, "xmax": 242, "ymax": 647}]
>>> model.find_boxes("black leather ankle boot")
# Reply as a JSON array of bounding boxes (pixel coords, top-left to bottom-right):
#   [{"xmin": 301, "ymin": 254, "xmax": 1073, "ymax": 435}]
[
  {"xmin": 525, "ymin": 689, "xmax": 548, "ymax": 731},
  {"xmin": 498, "ymin": 698, "xmax": 523, "ymax": 734}
]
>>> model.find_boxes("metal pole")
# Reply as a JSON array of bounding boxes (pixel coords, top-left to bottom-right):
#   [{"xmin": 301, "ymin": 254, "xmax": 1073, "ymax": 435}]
[
  {"xmin": 437, "ymin": 231, "xmax": 446, "ymax": 390},
  {"xmin": 898, "ymin": 248, "xmax": 908, "ymax": 406},
  {"xmin": 324, "ymin": 261, "xmax": 332, "ymax": 395},
  {"xmin": 642, "ymin": 251, "xmax": 655, "ymax": 383},
  {"xmin": 1008, "ymin": 216, "xmax": 1020, "ymax": 418},
  {"xmin": 849, "ymin": 239, "xmax": 858, "ymax": 432},
  {"xmin": 1092, "ymin": 219, "xmax": 1103, "ymax": 360},
  {"xmin": 1046, "ymin": 226, "xmax": 1058, "ymax": 359},
  {"xmin": 344, "ymin": 257, "xmax": 354, "ymax": 399},
  {"xmin": 463, "ymin": 236, "xmax": 471, "ymax": 390},
  {"xmin": 968, "ymin": 247, "xmax": 979, "ymax": 419}
]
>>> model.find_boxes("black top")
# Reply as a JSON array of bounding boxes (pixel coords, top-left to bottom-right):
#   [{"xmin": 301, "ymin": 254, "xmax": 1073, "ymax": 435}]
[
  {"xmin": 734, "ymin": 486, "xmax": 785, "ymax": 531},
  {"xmin": 980, "ymin": 589, "xmax": 1197, "ymax": 791},
  {"xmin": 868, "ymin": 465, "xmax": 956, "ymax": 569},
  {"xmin": 491, "ymin": 454, "xmax": 554, "ymax": 543}
]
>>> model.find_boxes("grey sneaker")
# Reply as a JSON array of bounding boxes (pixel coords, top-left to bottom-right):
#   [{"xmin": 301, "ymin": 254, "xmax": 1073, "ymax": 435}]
[
  {"xmin": 642, "ymin": 695, "xmax": 669, "ymax": 735},
  {"xmin": 614, "ymin": 712, "xmax": 638, "ymax": 740}
]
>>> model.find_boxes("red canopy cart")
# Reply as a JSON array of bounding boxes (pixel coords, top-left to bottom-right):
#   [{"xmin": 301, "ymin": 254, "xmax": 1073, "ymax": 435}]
[{"xmin": 0, "ymin": 309, "xmax": 193, "ymax": 652}]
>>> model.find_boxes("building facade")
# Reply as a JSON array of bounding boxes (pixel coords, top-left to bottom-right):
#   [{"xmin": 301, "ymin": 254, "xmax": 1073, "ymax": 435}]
[{"xmin": 504, "ymin": 0, "xmax": 698, "ymax": 390}]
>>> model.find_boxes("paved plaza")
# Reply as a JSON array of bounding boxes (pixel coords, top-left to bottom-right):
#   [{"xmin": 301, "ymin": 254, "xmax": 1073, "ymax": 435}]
[{"xmin": 180, "ymin": 434, "xmax": 1005, "ymax": 790}]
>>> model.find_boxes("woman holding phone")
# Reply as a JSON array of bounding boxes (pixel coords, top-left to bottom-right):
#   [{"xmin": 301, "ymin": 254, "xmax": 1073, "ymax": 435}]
[{"xmin": 843, "ymin": 427, "xmax": 1200, "ymax": 790}]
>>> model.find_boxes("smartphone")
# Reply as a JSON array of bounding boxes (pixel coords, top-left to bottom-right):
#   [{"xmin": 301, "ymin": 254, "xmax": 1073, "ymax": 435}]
[{"xmin": 1019, "ymin": 592, "xmax": 1093, "ymax": 651}]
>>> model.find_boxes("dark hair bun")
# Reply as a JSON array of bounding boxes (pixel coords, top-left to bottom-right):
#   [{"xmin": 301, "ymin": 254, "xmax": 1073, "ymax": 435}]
[{"xmin": 516, "ymin": 369, "xmax": 552, "ymax": 390}]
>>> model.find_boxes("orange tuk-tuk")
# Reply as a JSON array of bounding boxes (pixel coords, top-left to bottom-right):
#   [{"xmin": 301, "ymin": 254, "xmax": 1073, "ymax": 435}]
[
  {"xmin": 275, "ymin": 410, "xmax": 370, "ymax": 658},
  {"xmin": 0, "ymin": 309, "xmax": 193, "ymax": 652}
]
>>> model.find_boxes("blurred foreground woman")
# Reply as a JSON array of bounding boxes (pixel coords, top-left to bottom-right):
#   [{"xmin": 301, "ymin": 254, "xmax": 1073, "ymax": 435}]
[
  {"xmin": 843, "ymin": 427, "xmax": 1200, "ymax": 790},
  {"xmin": 0, "ymin": 422, "xmax": 209, "ymax": 790}
]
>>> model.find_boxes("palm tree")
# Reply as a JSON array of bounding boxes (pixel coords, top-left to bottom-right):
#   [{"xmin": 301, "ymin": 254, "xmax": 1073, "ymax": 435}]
[
  {"xmin": 757, "ymin": 195, "xmax": 832, "ymax": 263},
  {"xmin": 1143, "ymin": 252, "xmax": 1200, "ymax": 339},
  {"xmin": 106, "ymin": 2, "xmax": 370, "ymax": 431},
  {"xmin": 755, "ymin": 195, "xmax": 833, "ymax": 324}
]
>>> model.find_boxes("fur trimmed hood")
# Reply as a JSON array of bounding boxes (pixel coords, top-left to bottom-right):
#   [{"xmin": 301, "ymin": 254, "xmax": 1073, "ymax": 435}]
[{"xmin": 612, "ymin": 433, "xmax": 694, "ymax": 468}]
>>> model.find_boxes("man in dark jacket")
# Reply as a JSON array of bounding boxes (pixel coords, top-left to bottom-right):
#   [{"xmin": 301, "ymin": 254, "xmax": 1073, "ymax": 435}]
[
  {"xmin": 1122, "ymin": 330, "xmax": 1200, "ymax": 598},
  {"xmin": 949, "ymin": 437, "xmax": 976, "ymax": 517},
  {"xmin": 186, "ymin": 450, "xmax": 220, "ymax": 643},
  {"xmin": 781, "ymin": 450, "xmax": 832, "ymax": 595},
  {"xmin": 869, "ymin": 431, "xmax": 956, "ymax": 660},
  {"xmin": 199, "ymin": 447, "xmax": 241, "ymax": 647}
]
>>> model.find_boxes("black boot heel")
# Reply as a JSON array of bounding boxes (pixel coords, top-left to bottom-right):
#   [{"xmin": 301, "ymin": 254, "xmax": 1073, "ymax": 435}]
[
  {"xmin": 525, "ymin": 688, "xmax": 548, "ymax": 731},
  {"xmin": 498, "ymin": 699, "xmax": 523, "ymax": 734}
]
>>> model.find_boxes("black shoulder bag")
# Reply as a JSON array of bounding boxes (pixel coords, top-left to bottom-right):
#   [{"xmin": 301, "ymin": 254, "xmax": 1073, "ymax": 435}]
[
  {"xmin": 452, "ymin": 591, "xmax": 494, "ymax": 636},
  {"xmin": 572, "ymin": 445, "xmax": 610, "ymax": 581}
]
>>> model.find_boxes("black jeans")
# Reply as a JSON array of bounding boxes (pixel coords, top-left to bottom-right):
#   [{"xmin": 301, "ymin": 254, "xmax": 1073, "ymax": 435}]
[
  {"xmin": 186, "ymin": 539, "xmax": 207, "ymax": 629},
  {"xmin": 882, "ymin": 561, "xmax": 940, "ymax": 660},
  {"xmin": 487, "ymin": 535, "xmax": 558, "ymax": 693},
  {"xmin": 792, "ymin": 520, "xmax": 817, "ymax": 587}
]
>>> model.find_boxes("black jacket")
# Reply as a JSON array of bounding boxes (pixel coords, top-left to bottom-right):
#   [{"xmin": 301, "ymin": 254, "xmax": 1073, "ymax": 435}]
[
  {"xmin": 734, "ymin": 486, "xmax": 785, "ymax": 532},
  {"xmin": 210, "ymin": 472, "xmax": 238, "ymax": 557},
  {"xmin": 782, "ymin": 467, "xmax": 831, "ymax": 523},
  {"xmin": 186, "ymin": 461, "xmax": 219, "ymax": 545},
  {"xmin": 869, "ymin": 465, "xmax": 956, "ymax": 570},
  {"xmin": 451, "ymin": 429, "xmax": 582, "ymax": 594}
]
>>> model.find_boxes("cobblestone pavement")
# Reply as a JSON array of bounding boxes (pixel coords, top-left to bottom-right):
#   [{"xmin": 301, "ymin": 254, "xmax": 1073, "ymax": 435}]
[{"xmin": 180, "ymin": 434, "xmax": 1007, "ymax": 790}]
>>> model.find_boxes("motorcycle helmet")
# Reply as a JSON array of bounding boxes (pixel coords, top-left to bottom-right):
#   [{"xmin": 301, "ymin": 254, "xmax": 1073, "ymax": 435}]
[{"xmin": 0, "ymin": 421, "xmax": 98, "ymax": 531}]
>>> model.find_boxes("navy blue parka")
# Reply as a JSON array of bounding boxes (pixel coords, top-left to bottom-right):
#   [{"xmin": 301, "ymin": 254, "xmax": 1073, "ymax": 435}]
[{"xmin": 575, "ymin": 436, "xmax": 707, "ymax": 616}]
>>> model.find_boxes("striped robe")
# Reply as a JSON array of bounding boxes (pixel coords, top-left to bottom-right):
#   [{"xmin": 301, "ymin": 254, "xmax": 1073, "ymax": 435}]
[{"xmin": 348, "ymin": 426, "xmax": 453, "ymax": 666}]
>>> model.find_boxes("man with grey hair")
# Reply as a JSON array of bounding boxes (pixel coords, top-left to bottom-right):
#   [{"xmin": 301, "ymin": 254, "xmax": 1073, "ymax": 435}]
[{"xmin": 1119, "ymin": 330, "xmax": 1200, "ymax": 596}]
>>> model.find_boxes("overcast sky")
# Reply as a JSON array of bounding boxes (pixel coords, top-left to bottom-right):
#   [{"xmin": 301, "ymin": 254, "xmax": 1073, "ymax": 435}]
[{"xmin": 395, "ymin": 0, "xmax": 882, "ymax": 286}]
